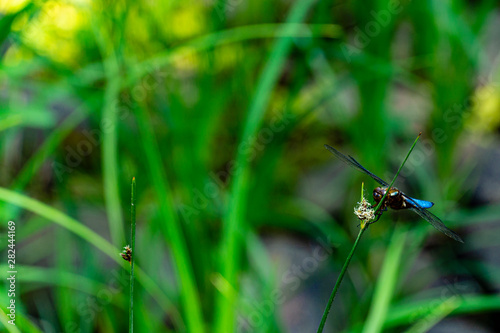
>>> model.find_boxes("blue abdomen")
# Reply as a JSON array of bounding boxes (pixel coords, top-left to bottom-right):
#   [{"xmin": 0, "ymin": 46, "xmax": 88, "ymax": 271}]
[{"xmin": 409, "ymin": 197, "xmax": 434, "ymax": 209}]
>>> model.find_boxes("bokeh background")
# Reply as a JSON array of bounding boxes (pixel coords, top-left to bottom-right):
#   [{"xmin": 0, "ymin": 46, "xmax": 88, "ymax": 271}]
[{"xmin": 1, "ymin": 0, "xmax": 500, "ymax": 332}]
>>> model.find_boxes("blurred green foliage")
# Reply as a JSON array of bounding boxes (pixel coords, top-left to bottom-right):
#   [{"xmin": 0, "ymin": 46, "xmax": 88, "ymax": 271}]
[{"xmin": 1, "ymin": 0, "xmax": 500, "ymax": 332}]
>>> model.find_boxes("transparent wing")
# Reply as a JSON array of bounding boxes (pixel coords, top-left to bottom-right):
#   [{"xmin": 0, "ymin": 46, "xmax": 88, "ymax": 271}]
[
  {"xmin": 324, "ymin": 144, "xmax": 389, "ymax": 186},
  {"xmin": 404, "ymin": 195, "xmax": 464, "ymax": 243}
]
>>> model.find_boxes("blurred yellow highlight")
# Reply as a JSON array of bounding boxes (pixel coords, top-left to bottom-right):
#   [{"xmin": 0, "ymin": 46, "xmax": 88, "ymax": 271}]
[
  {"xmin": 0, "ymin": 0, "xmax": 29, "ymax": 13},
  {"xmin": 171, "ymin": 6, "xmax": 205, "ymax": 39},
  {"xmin": 467, "ymin": 84, "xmax": 500, "ymax": 134},
  {"xmin": 6, "ymin": 1, "xmax": 88, "ymax": 66}
]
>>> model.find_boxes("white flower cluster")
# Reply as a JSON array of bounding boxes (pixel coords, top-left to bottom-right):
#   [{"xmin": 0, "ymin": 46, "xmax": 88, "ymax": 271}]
[{"xmin": 354, "ymin": 197, "xmax": 375, "ymax": 222}]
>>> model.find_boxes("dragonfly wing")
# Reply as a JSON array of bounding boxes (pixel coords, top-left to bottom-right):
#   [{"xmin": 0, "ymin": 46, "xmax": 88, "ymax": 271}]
[
  {"xmin": 405, "ymin": 199, "xmax": 463, "ymax": 243},
  {"xmin": 324, "ymin": 145, "xmax": 389, "ymax": 186}
]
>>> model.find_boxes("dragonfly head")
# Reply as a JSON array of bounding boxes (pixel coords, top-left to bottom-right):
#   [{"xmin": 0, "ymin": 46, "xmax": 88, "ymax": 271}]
[{"xmin": 373, "ymin": 187, "xmax": 386, "ymax": 203}]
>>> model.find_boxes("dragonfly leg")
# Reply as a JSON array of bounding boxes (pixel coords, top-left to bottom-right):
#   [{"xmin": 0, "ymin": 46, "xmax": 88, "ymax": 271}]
[
  {"xmin": 357, "ymin": 210, "xmax": 383, "ymax": 228},
  {"xmin": 367, "ymin": 213, "xmax": 382, "ymax": 225},
  {"xmin": 366, "ymin": 206, "xmax": 385, "ymax": 225}
]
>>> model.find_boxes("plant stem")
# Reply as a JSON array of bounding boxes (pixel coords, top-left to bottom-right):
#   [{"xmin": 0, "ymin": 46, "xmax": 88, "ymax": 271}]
[
  {"xmin": 317, "ymin": 133, "xmax": 422, "ymax": 332},
  {"xmin": 129, "ymin": 177, "xmax": 136, "ymax": 333},
  {"xmin": 317, "ymin": 226, "xmax": 366, "ymax": 333},
  {"xmin": 373, "ymin": 132, "xmax": 422, "ymax": 214}
]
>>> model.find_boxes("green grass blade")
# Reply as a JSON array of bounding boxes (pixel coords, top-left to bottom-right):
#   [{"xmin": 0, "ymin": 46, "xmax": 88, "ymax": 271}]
[
  {"xmin": 0, "ymin": 187, "xmax": 117, "ymax": 257},
  {"xmin": 0, "ymin": 187, "xmax": 182, "ymax": 328},
  {"xmin": 403, "ymin": 297, "xmax": 460, "ymax": 333},
  {"xmin": 0, "ymin": 311, "xmax": 21, "ymax": 332},
  {"xmin": 93, "ymin": 11, "xmax": 125, "ymax": 247},
  {"xmin": 214, "ymin": 1, "xmax": 317, "ymax": 331},
  {"xmin": 362, "ymin": 226, "xmax": 408, "ymax": 333},
  {"xmin": 0, "ymin": 307, "xmax": 39, "ymax": 333},
  {"xmin": 12, "ymin": 107, "xmax": 89, "ymax": 190},
  {"xmin": 385, "ymin": 295, "xmax": 500, "ymax": 329},
  {"xmin": 135, "ymin": 107, "xmax": 205, "ymax": 333},
  {"xmin": 101, "ymin": 77, "xmax": 125, "ymax": 246},
  {"xmin": 129, "ymin": 23, "xmax": 340, "ymax": 85},
  {"xmin": 0, "ymin": 264, "xmax": 125, "ymax": 306}
]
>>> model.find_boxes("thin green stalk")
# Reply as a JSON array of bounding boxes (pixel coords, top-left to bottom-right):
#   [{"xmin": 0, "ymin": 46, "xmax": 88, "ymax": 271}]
[
  {"xmin": 0, "ymin": 187, "xmax": 183, "ymax": 329},
  {"xmin": 317, "ymin": 133, "xmax": 422, "ymax": 332},
  {"xmin": 373, "ymin": 132, "xmax": 422, "ymax": 214},
  {"xmin": 317, "ymin": 225, "xmax": 367, "ymax": 333},
  {"xmin": 129, "ymin": 177, "xmax": 136, "ymax": 333}
]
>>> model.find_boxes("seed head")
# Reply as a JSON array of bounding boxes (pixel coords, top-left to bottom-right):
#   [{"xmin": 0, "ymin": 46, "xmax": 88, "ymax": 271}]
[
  {"xmin": 120, "ymin": 245, "xmax": 132, "ymax": 263},
  {"xmin": 354, "ymin": 196, "xmax": 375, "ymax": 225}
]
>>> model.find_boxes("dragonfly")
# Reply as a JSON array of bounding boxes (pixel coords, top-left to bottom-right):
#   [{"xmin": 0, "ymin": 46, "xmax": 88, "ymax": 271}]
[{"xmin": 324, "ymin": 144, "xmax": 463, "ymax": 243}]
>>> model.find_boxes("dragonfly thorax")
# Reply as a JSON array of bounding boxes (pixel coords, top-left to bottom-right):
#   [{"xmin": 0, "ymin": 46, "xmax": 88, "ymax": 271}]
[{"xmin": 373, "ymin": 186, "xmax": 407, "ymax": 210}]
